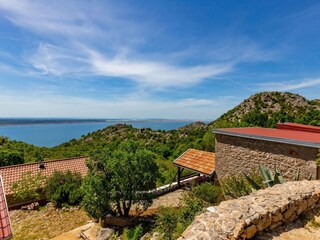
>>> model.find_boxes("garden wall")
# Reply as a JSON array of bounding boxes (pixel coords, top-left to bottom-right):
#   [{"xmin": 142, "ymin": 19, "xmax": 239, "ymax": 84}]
[
  {"xmin": 215, "ymin": 134, "xmax": 318, "ymax": 180},
  {"xmin": 179, "ymin": 180, "xmax": 320, "ymax": 239}
]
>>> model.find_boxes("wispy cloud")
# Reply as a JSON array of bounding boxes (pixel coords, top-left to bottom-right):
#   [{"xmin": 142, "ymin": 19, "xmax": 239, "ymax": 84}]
[
  {"xmin": 257, "ymin": 78, "xmax": 320, "ymax": 91},
  {"xmin": 0, "ymin": 0, "xmax": 276, "ymax": 90}
]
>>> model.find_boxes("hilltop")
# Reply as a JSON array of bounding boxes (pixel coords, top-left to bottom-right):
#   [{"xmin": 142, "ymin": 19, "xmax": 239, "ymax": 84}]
[{"xmin": 209, "ymin": 92, "xmax": 320, "ymax": 128}]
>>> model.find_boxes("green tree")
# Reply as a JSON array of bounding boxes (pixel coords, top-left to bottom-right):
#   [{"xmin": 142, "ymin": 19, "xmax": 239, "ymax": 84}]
[
  {"xmin": 45, "ymin": 171, "xmax": 83, "ymax": 208},
  {"xmin": 82, "ymin": 141, "xmax": 159, "ymax": 221},
  {"xmin": 202, "ymin": 131, "xmax": 215, "ymax": 151},
  {"xmin": 0, "ymin": 150, "xmax": 24, "ymax": 167}
]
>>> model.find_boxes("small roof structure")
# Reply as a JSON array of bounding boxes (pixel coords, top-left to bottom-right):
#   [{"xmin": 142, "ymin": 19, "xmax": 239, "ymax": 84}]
[
  {"xmin": 214, "ymin": 122, "xmax": 320, "ymax": 148},
  {"xmin": 0, "ymin": 157, "xmax": 88, "ymax": 195},
  {"xmin": 174, "ymin": 149, "xmax": 215, "ymax": 176}
]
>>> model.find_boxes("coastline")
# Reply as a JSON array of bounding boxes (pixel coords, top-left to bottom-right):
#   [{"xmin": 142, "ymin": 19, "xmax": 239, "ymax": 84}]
[{"xmin": 0, "ymin": 119, "xmax": 198, "ymax": 127}]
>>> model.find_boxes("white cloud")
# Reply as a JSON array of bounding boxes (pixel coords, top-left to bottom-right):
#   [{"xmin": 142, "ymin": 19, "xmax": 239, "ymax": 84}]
[
  {"xmin": 0, "ymin": 0, "xmax": 275, "ymax": 90},
  {"xmin": 0, "ymin": 92, "xmax": 230, "ymax": 120},
  {"xmin": 257, "ymin": 78, "xmax": 320, "ymax": 91}
]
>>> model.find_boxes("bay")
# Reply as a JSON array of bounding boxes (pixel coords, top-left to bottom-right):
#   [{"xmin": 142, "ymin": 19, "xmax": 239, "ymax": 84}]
[{"xmin": 0, "ymin": 120, "xmax": 197, "ymax": 147}]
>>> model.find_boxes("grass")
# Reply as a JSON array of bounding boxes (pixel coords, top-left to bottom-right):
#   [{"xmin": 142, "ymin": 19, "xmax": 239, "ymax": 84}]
[{"xmin": 10, "ymin": 205, "xmax": 91, "ymax": 240}]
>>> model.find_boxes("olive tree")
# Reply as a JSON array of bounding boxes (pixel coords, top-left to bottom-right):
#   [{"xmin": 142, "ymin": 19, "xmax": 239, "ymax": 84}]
[{"xmin": 82, "ymin": 141, "xmax": 159, "ymax": 221}]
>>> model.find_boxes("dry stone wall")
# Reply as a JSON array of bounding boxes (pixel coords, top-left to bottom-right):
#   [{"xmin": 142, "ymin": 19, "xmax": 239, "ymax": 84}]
[
  {"xmin": 215, "ymin": 134, "xmax": 318, "ymax": 180},
  {"xmin": 179, "ymin": 181, "xmax": 320, "ymax": 240}
]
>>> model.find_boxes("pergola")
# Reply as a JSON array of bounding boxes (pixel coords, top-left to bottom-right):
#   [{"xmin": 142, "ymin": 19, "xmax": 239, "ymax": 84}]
[{"xmin": 173, "ymin": 149, "xmax": 215, "ymax": 188}]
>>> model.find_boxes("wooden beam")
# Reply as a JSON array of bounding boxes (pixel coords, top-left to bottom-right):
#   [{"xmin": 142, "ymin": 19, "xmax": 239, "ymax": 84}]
[{"xmin": 177, "ymin": 167, "xmax": 181, "ymax": 189}]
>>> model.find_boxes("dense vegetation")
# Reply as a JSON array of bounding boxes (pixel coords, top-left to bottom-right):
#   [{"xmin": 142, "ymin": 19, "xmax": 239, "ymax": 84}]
[{"xmin": 82, "ymin": 141, "xmax": 159, "ymax": 220}]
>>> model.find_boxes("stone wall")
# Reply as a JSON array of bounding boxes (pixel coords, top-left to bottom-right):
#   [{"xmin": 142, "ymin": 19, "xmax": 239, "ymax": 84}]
[
  {"xmin": 179, "ymin": 181, "xmax": 320, "ymax": 240},
  {"xmin": 215, "ymin": 134, "xmax": 318, "ymax": 180}
]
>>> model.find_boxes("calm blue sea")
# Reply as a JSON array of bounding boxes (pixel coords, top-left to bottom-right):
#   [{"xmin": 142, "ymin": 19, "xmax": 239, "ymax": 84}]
[{"xmin": 0, "ymin": 121, "xmax": 196, "ymax": 147}]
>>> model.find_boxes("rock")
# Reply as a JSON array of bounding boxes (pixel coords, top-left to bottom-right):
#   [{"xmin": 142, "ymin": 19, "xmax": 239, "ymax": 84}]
[
  {"xmin": 243, "ymin": 225, "xmax": 257, "ymax": 239},
  {"xmin": 21, "ymin": 202, "xmax": 40, "ymax": 211},
  {"xmin": 97, "ymin": 228, "xmax": 115, "ymax": 240}
]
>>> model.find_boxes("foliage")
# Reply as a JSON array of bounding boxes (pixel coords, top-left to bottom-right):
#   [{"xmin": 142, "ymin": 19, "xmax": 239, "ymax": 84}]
[
  {"xmin": 190, "ymin": 182, "xmax": 224, "ymax": 204},
  {"xmin": 123, "ymin": 225, "xmax": 144, "ymax": 240},
  {"xmin": 82, "ymin": 141, "xmax": 160, "ymax": 221},
  {"xmin": 244, "ymin": 164, "xmax": 312, "ymax": 191},
  {"xmin": 12, "ymin": 171, "xmax": 46, "ymax": 201},
  {"xmin": 176, "ymin": 191, "xmax": 205, "ymax": 235},
  {"xmin": 0, "ymin": 150, "xmax": 24, "ymax": 167},
  {"xmin": 220, "ymin": 174, "xmax": 252, "ymax": 199},
  {"xmin": 155, "ymin": 185, "xmax": 209, "ymax": 239},
  {"xmin": 202, "ymin": 131, "xmax": 215, "ymax": 151},
  {"xmin": 155, "ymin": 207, "xmax": 179, "ymax": 240},
  {"xmin": 316, "ymin": 149, "xmax": 320, "ymax": 166},
  {"xmin": 45, "ymin": 171, "xmax": 83, "ymax": 208}
]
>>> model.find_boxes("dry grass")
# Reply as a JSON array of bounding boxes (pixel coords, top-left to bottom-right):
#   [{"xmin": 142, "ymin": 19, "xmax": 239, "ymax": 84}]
[{"xmin": 10, "ymin": 205, "xmax": 91, "ymax": 240}]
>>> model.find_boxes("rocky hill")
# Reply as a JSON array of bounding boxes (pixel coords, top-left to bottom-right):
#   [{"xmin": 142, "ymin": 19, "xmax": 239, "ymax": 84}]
[{"xmin": 209, "ymin": 92, "xmax": 320, "ymax": 128}]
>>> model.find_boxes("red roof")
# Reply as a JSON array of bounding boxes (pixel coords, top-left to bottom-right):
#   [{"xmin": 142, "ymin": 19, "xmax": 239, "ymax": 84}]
[
  {"xmin": 214, "ymin": 122, "xmax": 320, "ymax": 148},
  {"xmin": 0, "ymin": 157, "xmax": 88, "ymax": 195},
  {"xmin": 0, "ymin": 176, "xmax": 12, "ymax": 239},
  {"xmin": 174, "ymin": 149, "xmax": 215, "ymax": 176}
]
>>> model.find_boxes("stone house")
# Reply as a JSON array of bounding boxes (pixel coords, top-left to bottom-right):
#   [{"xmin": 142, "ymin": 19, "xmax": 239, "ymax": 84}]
[{"xmin": 213, "ymin": 122, "xmax": 320, "ymax": 180}]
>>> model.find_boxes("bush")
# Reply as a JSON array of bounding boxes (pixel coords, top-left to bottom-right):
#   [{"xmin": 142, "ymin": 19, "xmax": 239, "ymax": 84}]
[
  {"xmin": 123, "ymin": 225, "xmax": 144, "ymax": 240},
  {"xmin": 0, "ymin": 150, "xmax": 24, "ymax": 167},
  {"xmin": 220, "ymin": 174, "xmax": 252, "ymax": 199},
  {"xmin": 12, "ymin": 171, "xmax": 46, "ymax": 202},
  {"xmin": 155, "ymin": 190, "xmax": 206, "ymax": 239},
  {"xmin": 155, "ymin": 207, "xmax": 179, "ymax": 240},
  {"xmin": 220, "ymin": 172, "xmax": 264, "ymax": 199},
  {"xmin": 45, "ymin": 171, "xmax": 83, "ymax": 208},
  {"xmin": 190, "ymin": 182, "xmax": 224, "ymax": 205}
]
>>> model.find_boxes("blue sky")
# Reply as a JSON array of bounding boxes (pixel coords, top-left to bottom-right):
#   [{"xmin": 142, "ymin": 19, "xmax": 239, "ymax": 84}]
[{"xmin": 0, "ymin": 0, "xmax": 320, "ymax": 120}]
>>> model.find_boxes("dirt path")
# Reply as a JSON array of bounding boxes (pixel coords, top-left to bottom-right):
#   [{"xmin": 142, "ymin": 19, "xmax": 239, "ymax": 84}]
[{"xmin": 133, "ymin": 189, "xmax": 185, "ymax": 216}]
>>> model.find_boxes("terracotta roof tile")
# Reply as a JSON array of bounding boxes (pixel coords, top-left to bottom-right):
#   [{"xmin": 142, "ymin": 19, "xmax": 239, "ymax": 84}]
[
  {"xmin": 174, "ymin": 149, "xmax": 215, "ymax": 176},
  {"xmin": 0, "ymin": 157, "xmax": 88, "ymax": 195}
]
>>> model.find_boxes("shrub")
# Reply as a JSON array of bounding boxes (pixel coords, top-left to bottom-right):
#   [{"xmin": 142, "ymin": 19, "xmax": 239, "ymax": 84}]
[
  {"xmin": 123, "ymin": 225, "xmax": 144, "ymax": 240},
  {"xmin": 220, "ymin": 174, "xmax": 252, "ymax": 199},
  {"xmin": 45, "ymin": 171, "xmax": 83, "ymax": 208},
  {"xmin": 0, "ymin": 150, "xmax": 24, "ymax": 167},
  {"xmin": 190, "ymin": 182, "xmax": 224, "ymax": 205},
  {"xmin": 155, "ymin": 207, "xmax": 179, "ymax": 240},
  {"xmin": 12, "ymin": 171, "xmax": 46, "ymax": 202},
  {"xmin": 155, "ymin": 190, "xmax": 206, "ymax": 239}
]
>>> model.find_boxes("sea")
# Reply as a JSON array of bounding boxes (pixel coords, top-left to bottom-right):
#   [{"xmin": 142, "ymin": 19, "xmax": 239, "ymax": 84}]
[{"xmin": 0, "ymin": 119, "xmax": 203, "ymax": 147}]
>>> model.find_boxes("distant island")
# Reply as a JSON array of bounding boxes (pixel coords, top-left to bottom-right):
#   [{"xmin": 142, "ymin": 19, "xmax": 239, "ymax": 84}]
[{"xmin": 0, "ymin": 118, "xmax": 196, "ymax": 126}]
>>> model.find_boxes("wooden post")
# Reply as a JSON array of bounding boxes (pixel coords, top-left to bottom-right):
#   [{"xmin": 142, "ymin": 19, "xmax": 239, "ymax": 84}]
[{"xmin": 177, "ymin": 167, "xmax": 181, "ymax": 189}]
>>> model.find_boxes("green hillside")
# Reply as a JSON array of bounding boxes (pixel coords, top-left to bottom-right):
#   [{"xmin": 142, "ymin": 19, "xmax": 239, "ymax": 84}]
[{"xmin": 209, "ymin": 92, "xmax": 320, "ymax": 128}]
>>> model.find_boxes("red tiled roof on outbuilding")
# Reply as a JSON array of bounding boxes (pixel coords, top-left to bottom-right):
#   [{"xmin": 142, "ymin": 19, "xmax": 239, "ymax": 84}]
[
  {"xmin": 0, "ymin": 157, "xmax": 88, "ymax": 195},
  {"xmin": 174, "ymin": 149, "xmax": 215, "ymax": 176},
  {"xmin": 214, "ymin": 122, "xmax": 320, "ymax": 148}
]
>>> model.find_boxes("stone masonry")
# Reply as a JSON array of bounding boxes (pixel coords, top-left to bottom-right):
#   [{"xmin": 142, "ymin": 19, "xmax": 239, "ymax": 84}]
[
  {"xmin": 179, "ymin": 180, "xmax": 320, "ymax": 240},
  {"xmin": 215, "ymin": 134, "xmax": 318, "ymax": 180}
]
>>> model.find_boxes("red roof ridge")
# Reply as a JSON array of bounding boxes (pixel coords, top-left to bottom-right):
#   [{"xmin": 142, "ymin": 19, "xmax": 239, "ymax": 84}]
[
  {"xmin": 0, "ymin": 156, "xmax": 88, "ymax": 170},
  {"xmin": 277, "ymin": 122, "xmax": 320, "ymax": 133}
]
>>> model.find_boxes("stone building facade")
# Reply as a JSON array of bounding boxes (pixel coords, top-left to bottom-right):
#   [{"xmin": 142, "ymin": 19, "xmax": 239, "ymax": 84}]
[{"xmin": 214, "ymin": 123, "xmax": 320, "ymax": 180}]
